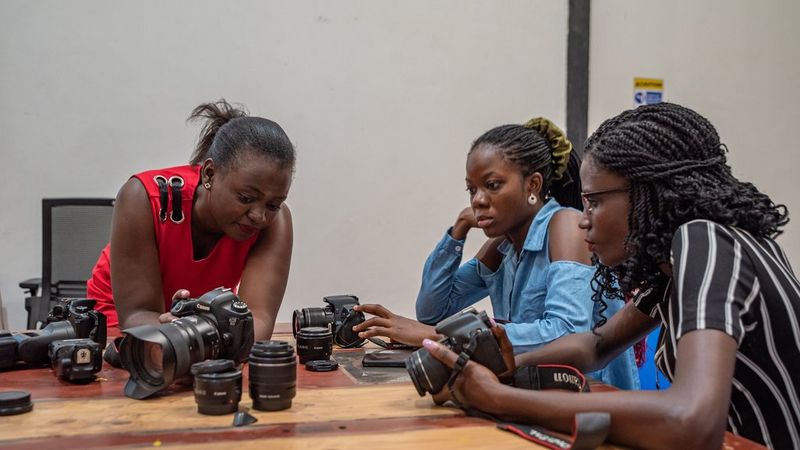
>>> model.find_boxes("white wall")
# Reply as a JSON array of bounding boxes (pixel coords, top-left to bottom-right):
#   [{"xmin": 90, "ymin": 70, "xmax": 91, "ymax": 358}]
[
  {"xmin": 589, "ymin": 0, "xmax": 800, "ymax": 267},
  {"xmin": 0, "ymin": 1, "xmax": 568, "ymax": 329}
]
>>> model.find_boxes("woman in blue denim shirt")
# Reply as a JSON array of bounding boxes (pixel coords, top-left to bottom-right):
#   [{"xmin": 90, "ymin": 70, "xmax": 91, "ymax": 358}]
[{"xmin": 355, "ymin": 118, "xmax": 639, "ymax": 390}]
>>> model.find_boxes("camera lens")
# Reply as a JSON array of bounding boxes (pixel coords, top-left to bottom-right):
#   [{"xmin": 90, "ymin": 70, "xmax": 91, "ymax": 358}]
[
  {"xmin": 248, "ymin": 340, "xmax": 297, "ymax": 411},
  {"xmin": 191, "ymin": 359, "xmax": 242, "ymax": 415},
  {"xmin": 292, "ymin": 308, "xmax": 332, "ymax": 337},
  {"xmin": 120, "ymin": 315, "xmax": 220, "ymax": 400},
  {"xmin": 405, "ymin": 347, "xmax": 451, "ymax": 396},
  {"xmin": 295, "ymin": 327, "xmax": 333, "ymax": 364}
]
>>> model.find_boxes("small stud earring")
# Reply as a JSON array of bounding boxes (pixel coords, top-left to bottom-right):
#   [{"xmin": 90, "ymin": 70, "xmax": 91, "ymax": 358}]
[
  {"xmin": 528, "ymin": 194, "xmax": 537, "ymax": 206},
  {"xmin": 203, "ymin": 182, "xmax": 211, "ymax": 190}
]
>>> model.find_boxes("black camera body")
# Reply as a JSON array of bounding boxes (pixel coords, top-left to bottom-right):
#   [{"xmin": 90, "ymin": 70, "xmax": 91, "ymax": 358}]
[
  {"xmin": 169, "ymin": 289, "xmax": 254, "ymax": 365},
  {"xmin": 406, "ymin": 308, "xmax": 507, "ymax": 396},
  {"xmin": 292, "ymin": 295, "xmax": 365, "ymax": 348},
  {"xmin": 0, "ymin": 298, "xmax": 107, "ymax": 369},
  {"xmin": 49, "ymin": 338, "xmax": 103, "ymax": 383},
  {"xmin": 119, "ymin": 287, "xmax": 254, "ymax": 400}
]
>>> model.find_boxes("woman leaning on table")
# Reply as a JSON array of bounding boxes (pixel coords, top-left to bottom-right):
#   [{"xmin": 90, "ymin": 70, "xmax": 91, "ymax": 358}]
[
  {"xmin": 423, "ymin": 102, "xmax": 800, "ymax": 449},
  {"xmin": 86, "ymin": 99, "xmax": 295, "ymax": 340}
]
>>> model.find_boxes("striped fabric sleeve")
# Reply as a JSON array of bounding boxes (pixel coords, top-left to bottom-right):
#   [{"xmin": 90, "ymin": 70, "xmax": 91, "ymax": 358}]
[{"xmin": 670, "ymin": 220, "xmax": 757, "ymax": 343}]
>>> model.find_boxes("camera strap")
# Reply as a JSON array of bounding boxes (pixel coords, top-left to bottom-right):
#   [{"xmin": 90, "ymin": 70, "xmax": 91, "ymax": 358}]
[
  {"xmin": 470, "ymin": 365, "xmax": 610, "ymax": 450},
  {"xmin": 444, "ymin": 332, "xmax": 481, "ymax": 408},
  {"xmin": 153, "ymin": 175, "xmax": 169, "ymax": 222},
  {"xmin": 153, "ymin": 175, "xmax": 185, "ymax": 224}
]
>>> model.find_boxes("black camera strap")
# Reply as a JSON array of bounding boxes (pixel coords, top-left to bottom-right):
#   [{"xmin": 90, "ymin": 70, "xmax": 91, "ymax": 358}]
[
  {"xmin": 477, "ymin": 365, "xmax": 609, "ymax": 450},
  {"xmin": 444, "ymin": 331, "xmax": 481, "ymax": 408},
  {"xmin": 154, "ymin": 176, "xmax": 169, "ymax": 223},
  {"xmin": 168, "ymin": 176, "xmax": 184, "ymax": 224}
]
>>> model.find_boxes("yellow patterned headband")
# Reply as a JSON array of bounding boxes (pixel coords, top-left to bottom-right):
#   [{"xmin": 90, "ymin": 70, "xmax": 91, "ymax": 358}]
[{"xmin": 523, "ymin": 117, "xmax": 573, "ymax": 180}]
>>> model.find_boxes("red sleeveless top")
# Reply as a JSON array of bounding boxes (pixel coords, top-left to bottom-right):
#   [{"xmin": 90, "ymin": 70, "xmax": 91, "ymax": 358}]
[{"xmin": 87, "ymin": 165, "xmax": 259, "ymax": 328}]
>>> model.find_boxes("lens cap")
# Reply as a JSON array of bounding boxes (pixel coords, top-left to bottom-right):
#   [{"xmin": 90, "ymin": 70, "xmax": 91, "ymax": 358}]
[
  {"xmin": 191, "ymin": 359, "xmax": 236, "ymax": 375},
  {"xmin": 0, "ymin": 390, "xmax": 33, "ymax": 416},
  {"xmin": 305, "ymin": 359, "xmax": 338, "ymax": 372}
]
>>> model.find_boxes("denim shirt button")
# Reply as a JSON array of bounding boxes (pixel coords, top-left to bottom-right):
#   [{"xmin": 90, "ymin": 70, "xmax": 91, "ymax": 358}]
[{"xmin": 454, "ymin": 245, "xmax": 462, "ymax": 252}]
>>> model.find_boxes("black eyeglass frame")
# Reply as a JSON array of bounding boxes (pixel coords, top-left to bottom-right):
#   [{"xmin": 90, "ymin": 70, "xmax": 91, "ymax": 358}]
[{"xmin": 580, "ymin": 187, "xmax": 630, "ymax": 211}]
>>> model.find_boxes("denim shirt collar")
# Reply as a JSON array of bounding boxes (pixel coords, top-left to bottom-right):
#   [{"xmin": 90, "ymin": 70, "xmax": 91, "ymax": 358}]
[{"xmin": 496, "ymin": 198, "xmax": 563, "ymax": 256}]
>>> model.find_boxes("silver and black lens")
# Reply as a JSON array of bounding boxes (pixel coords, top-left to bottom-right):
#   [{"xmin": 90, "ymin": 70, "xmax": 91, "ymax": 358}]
[
  {"xmin": 292, "ymin": 307, "xmax": 332, "ymax": 337},
  {"xmin": 406, "ymin": 344, "xmax": 452, "ymax": 396},
  {"xmin": 191, "ymin": 359, "xmax": 242, "ymax": 415},
  {"xmin": 295, "ymin": 327, "xmax": 333, "ymax": 364},
  {"xmin": 248, "ymin": 340, "xmax": 297, "ymax": 411}
]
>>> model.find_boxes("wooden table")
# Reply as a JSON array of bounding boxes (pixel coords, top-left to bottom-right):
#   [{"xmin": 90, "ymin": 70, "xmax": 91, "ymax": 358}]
[{"xmin": 0, "ymin": 325, "xmax": 764, "ymax": 449}]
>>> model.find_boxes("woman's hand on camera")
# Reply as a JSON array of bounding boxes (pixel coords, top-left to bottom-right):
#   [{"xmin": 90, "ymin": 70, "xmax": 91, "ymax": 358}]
[
  {"xmin": 451, "ymin": 207, "xmax": 478, "ymax": 241},
  {"xmin": 423, "ymin": 338, "xmax": 502, "ymax": 411},
  {"xmin": 159, "ymin": 289, "xmax": 190, "ymax": 323},
  {"xmin": 352, "ymin": 304, "xmax": 441, "ymax": 347}
]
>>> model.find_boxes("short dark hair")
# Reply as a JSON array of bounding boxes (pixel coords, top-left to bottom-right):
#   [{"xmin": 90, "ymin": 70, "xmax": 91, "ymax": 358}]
[{"xmin": 188, "ymin": 99, "xmax": 295, "ymax": 172}]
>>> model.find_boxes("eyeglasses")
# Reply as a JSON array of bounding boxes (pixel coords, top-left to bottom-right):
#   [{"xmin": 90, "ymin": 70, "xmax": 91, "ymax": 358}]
[{"xmin": 580, "ymin": 187, "xmax": 630, "ymax": 213}]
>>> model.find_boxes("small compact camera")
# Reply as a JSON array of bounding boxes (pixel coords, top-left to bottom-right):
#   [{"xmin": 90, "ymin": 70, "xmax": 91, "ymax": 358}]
[
  {"xmin": 49, "ymin": 338, "xmax": 103, "ymax": 383},
  {"xmin": 405, "ymin": 308, "xmax": 507, "ymax": 396},
  {"xmin": 0, "ymin": 298, "xmax": 107, "ymax": 369},
  {"xmin": 292, "ymin": 295, "xmax": 365, "ymax": 348}
]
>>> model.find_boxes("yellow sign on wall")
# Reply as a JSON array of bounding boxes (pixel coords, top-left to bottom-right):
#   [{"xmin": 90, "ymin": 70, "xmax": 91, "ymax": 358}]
[{"xmin": 633, "ymin": 77, "xmax": 663, "ymax": 107}]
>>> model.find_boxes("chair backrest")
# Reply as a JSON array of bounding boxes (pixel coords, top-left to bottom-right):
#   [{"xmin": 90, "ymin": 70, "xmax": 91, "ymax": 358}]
[{"xmin": 42, "ymin": 198, "xmax": 115, "ymax": 299}]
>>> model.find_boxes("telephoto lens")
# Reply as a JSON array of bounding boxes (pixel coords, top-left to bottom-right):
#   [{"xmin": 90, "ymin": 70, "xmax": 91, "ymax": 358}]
[
  {"xmin": 118, "ymin": 288, "xmax": 254, "ymax": 400},
  {"xmin": 248, "ymin": 340, "xmax": 297, "ymax": 411},
  {"xmin": 190, "ymin": 359, "xmax": 242, "ymax": 415},
  {"xmin": 295, "ymin": 327, "xmax": 333, "ymax": 364}
]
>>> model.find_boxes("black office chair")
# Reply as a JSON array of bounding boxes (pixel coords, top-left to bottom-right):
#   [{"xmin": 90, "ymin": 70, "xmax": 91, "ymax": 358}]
[{"xmin": 19, "ymin": 198, "xmax": 115, "ymax": 329}]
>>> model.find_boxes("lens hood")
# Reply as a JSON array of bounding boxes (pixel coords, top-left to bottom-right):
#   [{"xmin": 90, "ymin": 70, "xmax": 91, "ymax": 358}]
[{"xmin": 119, "ymin": 325, "xmax": 178, "ymax": 400}]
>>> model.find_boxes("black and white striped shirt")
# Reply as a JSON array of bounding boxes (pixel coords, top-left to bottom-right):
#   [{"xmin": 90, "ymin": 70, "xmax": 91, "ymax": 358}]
[{"xmin": 634, "ymin": 220, "xmax": 800, "ymax": 449}]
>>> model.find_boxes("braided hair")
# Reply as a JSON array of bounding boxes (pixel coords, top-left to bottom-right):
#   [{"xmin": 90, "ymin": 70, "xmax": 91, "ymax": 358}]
[
  {"xmin": 585, "ymin": 102, "xmax": 789, "ymax": 312},
  {"xmin": 470, "ymin": 120, "xmax": 582, "ymax": 209}
]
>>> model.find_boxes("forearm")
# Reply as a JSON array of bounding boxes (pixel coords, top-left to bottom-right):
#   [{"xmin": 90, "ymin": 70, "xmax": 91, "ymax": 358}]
[
  {"xmin": 416, "ymin": 232, "xmax": 485, "ymax": 323},
  {"xmin": 514, "ymin": 332, "xmax": 602, "ymax": 373},
  {"xmin": 118, "ymin": 309, "xmax": 162, "ymax": 330},
  {"xmin": 482, "ymin": 383, "xmax": 722, "ymax": 450},
  {"xmin": 253, "ymin": 313, "xmax": 276, "ymax": 341}
]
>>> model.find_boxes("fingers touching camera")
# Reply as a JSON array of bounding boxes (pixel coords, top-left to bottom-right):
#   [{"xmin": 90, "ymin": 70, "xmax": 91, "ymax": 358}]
[{"xmin": 352, "ymin": 304, "xmax": 440, "ymax": 348}]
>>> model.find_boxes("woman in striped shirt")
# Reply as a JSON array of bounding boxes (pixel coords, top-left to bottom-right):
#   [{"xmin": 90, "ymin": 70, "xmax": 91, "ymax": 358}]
[{"xmin": 422, "ymin": 102, "xmax": 799, "ymax": 449}]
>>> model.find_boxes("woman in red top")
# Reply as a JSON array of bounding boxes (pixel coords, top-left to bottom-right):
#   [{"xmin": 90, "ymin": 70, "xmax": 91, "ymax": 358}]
[{"xmin": 87, "ymin": 99, "xmax": 294, "ymax": 340}]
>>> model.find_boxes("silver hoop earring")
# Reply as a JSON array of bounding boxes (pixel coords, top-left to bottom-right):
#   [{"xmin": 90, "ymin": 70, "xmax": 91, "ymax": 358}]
[
  {"xmin": 528, "ymin": 194, "xmax": 537, "ymax": 206},
  {"xmin": 203, "ymin": 182, "xmax": 211, "ymax": 190}
]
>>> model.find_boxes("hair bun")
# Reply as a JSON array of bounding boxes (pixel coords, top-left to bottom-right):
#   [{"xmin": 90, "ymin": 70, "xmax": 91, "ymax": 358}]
[{"xmin": 523, "ymin": 117, "xmax": 573, "ymax": 180}]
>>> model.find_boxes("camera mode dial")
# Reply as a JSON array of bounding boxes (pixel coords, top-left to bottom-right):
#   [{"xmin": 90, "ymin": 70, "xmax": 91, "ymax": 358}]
[{"xmin": 232, "ymin": 301, "xmax": 249, "ymax": 313}]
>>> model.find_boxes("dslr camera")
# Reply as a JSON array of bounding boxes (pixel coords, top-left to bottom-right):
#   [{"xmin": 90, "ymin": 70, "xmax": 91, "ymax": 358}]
[
  {"xmin": 292, "ymin": 295, "xmax": 365, "ymax": 348},
  {"xmin": 0, "ymin": 298, "xmax": 107, "ymax": 369},
  {"xmin": 118, "ymin": 287, "xmax": 254, "ymax": 400},
  {"xmin": 406, "ymin": 308, "xmax": 507, "ymax": 396}
]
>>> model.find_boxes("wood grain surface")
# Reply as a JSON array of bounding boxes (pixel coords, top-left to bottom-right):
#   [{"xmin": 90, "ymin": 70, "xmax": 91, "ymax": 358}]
[{"xmin": 0, "ymin": 326, "xmax": 764, "ymax": 449}]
